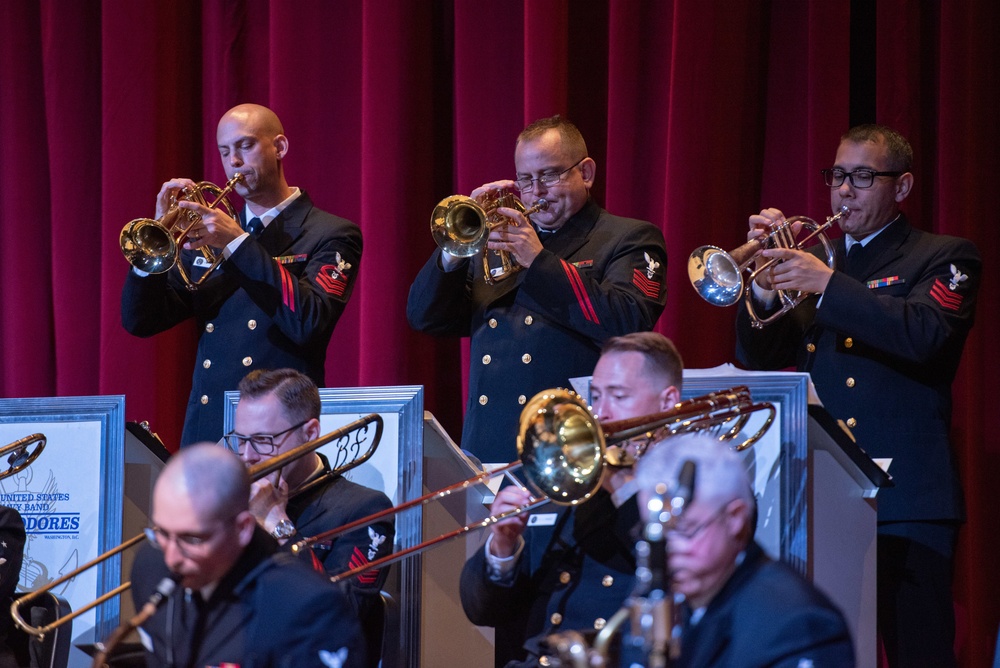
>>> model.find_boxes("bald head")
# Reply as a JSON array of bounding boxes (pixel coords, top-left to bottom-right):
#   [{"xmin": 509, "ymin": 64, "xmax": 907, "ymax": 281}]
[
  {"xmin": 216, "ymin": 103, "xmax": 291, "ymax": 208},
  {"xmin": 218, "ymin": 104, "xmax": 285, "ymax": 138},
  {"xmin": 156, "ymin": 444, "xmax": 250, "ymax": 523}
]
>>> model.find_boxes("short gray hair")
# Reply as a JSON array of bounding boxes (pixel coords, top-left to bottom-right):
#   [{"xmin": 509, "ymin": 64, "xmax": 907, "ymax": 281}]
[{"xmin": 636, "ymin": 434, "xmax": 753, "ymax": 508}]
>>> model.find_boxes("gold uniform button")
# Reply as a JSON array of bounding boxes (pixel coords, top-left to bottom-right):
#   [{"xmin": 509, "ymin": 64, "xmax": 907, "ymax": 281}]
[
  {"xmin": 602, "ymin": 575, "xmax": 614, "ymax": 587},
  {"xmin": 559, "ymin": 571, "xmax": 571, "ymax": 584},
  {"xmin": 518, "ymin": 395, "xmax": 527, "ymax": 405},
  {"xmin": 242, "ymin": 356, "xmax": 253, "ymax": 367},
  {"xmin": 205, "ymin": 323, "xmax": 215, "ymax": 333},
  {"xmin": 806, "ymin": 343, "xmax": 816, "ymax": 353},
  {"xmin": 202, "ymin": 359, "xmax": 211, "ymax": 369},
  {"xmin": 524, "ymin": 315, "xmax": 534, "ymax": 325},
  {"xmin": 247, "ymin": 319, "xmax": 257, "ymax": 330},
  {"xmin": 200, "ymin": 395, "xmax": 209, "ymax": 405},
  {"xmin": 846, "ymin": 377, "xmax": 855, "ymax": 388},
  {"xmin": 482, "ymin": 355, "xmax": 491, "ymax": 365},
  {"xmin": 847, "ymin": 417, "xmax": 857, "ymax": 428},
  {"xmin": 539, "ymin": 658, "xmax": 551, "ymax": 667},
  {"xmin": 844, "ymin": 337, "xmax": 853, "ymax": 348},
  {"xmin": 479, "ymin": 395, "xmax": 488, "ymax": 405},
  {"xmin": 488, "ymin": 318, "xmax": 498, "ymax": 328},
  {"xmin": 522, "ymin": 354, "xmax": 532, "ymax": 364},
  {"xmin": 550, "ymin": 613, "xmax": 562, "ymax": 626},
  {"xmin": 594, "ymin": 618, "xmax": 607, "ymax": 631}
]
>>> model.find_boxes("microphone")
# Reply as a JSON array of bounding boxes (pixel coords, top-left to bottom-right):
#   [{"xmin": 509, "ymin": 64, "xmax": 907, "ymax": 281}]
[{"xmin": 139, "ymin": 575, "xmax": 179, "ymax": 619}]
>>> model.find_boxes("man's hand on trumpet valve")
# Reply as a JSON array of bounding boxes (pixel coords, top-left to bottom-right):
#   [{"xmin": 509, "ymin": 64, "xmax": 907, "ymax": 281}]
[
  {"xmin": 747, "ymin": 207, "xmax": 833, "ymax": 293},
  {"xmin": 155, "ymin": 178, "xmax": 197, "ymax": 219},
  {"xmin": 487, "ymin": 485, "xmax": 534, "ymax": 559},
  {"xmin": 487, "ymin": 206, "xmax": 544, "ymax": 268},
  {"xmin": 177, "ymin": 198, "xmax": 246, "ymax": 251}
]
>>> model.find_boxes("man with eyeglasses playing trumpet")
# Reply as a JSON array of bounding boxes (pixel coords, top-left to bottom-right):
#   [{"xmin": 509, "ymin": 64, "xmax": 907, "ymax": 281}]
[
  {"xmin": 222, "ymin": 368, "xmax": 394, "ymax": 667},
  {"xmin": 460, "ymin": 332, "xmax": 682, "ymax": 667},
  {"xmin": 735, "ymin": 125, "xmax": 981, "ymax": 666},
  {"xmin": 407, "ymin": 115, "xmax": 668, "ymax": 466},
  {"xmin": 131, "ymin": 444, "xmax": 366, "ymax": 667}
]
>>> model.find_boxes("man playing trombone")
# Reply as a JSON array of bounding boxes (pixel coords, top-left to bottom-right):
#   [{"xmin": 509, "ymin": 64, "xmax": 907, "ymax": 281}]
[
  {"xmin": 224, "ymin": 368, "xmax": 394, "ymax": 667},
  {"xmin": 131, "ymin": 444, "xmax": 365, "ymax": 667},
  {"xmin": 460, "ymin": 332, "xmax": 682, "ymax": 667}
]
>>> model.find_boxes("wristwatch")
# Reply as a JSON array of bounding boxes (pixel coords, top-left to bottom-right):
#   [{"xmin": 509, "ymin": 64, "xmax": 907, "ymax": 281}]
[{"xmin": 270, "ymin": 519, "xmax": 296, "ymax": 540}]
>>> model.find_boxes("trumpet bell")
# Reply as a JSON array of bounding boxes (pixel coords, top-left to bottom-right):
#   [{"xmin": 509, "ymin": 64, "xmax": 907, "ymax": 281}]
[
  {"xmin": 120, "ymin": 217, "xmax": 179, "ymax": 274},
  {"xmin": 688, "ymin": 245, "xmax": 744, "ymax": 307},
  {"xmin": 518, "ymin": 389, "xmax": 605, "ymax": 505},
  {"xmin": 430, "ymin": 195, "xmax": 488, "ymax": 258}
]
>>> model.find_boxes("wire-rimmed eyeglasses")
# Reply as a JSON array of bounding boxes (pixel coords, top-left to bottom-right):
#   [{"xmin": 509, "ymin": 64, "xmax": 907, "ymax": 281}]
[
  {"xmin": 821, "ymin": 167, "xmax": 902, "ymax": 189},
  {"xmin": 514, "ymin": 157, "xmax": 586, "ymax": 193},
  {"xmin": 220, "ymin": 420, "xmax": 307, "ymax": 456}
]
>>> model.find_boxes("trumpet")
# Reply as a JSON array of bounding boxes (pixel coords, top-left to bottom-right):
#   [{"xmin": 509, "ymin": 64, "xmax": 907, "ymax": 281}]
[
  {"xmin": 119, "ymin": 173, "xmax": 245, "ymax": 291},
  {"xmin": 431, "ymin": 189, "xmax": 549, "ymax": 284},
  {"xmin": 290, "ymin": 385, "xmax": 774, "ymax": 584},
  {"xmin": 688, "ymin": 205, "xmax": 851, "ymax": 328},
  {"xmin": 0, "ymin": 433, "xmax": 45, "ymax": 480},
  {"xmin": 11, "ymin": 414, "xmax": 383, "ymax": 642}
]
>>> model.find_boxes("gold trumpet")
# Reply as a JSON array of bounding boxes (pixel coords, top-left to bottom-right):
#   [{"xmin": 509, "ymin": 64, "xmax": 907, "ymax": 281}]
[
  {"xmin": 290, "ymin": 385, "xmax": 774, "ymax": 584},
  {"xmin": 120, "ymin": 173, "xmax": 245, "ymax": 291},
  {"xmin": 0, "ymin": 433, "xmax": 45, "ymax": 480},
  {"xmin": 431, "ymin": 189, "xmax": 549, "ymax": 284},
  {"xmin": 11, "ymin": 414, "xmax": 383, "ymax": 642},
  {"xmin": 687, "ymin": 205, "xmax": 851, "ymax": 328}
]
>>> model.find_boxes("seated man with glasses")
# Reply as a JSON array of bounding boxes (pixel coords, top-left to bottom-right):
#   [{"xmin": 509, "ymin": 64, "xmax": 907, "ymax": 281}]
[
  {"xmin": 633, "ymin": 434, "xmax": 853, "ymax": 666},
  {"xmin": 131, "ymin": 443, "xmax": 366, "ymax": 667},
  {"xmin": 460, "ymin": 332, "xmax": 683, "ymax": 667},
  {"xmin": 407, "ymin": 115, "xmax": 668, "ymax": 465},
  {"xmin": 735, "ymin": 124, "xmax": 980, "ymax": 666},
  {"xmin": 222, "ymin": 367, "xmax": 394, "ymax": 668}
]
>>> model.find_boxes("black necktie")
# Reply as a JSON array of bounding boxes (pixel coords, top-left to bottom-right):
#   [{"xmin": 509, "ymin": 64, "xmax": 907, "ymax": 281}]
[
  {"xmin": 246, "ymin": 216, "xmax": 264, "ymax": 238},
  {"xmin": 846, "ymin": 242, "xmax": 867, "ymax": 277}
]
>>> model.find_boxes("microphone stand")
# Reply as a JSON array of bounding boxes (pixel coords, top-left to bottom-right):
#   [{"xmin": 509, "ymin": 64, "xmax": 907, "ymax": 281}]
[{"xmin": 90, "ymin": 576, "xmax": 178, "ymax": 668}]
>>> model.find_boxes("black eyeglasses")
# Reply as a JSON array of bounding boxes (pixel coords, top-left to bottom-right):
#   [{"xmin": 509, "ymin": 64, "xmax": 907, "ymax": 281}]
[
  {"xmin": 514, "ymin": 157, "xmax": 586, "ymax": 193},
  {"xmin": 220, "ymin": 420, "xmax": 307, "ymax": 455},
  {"xmin": 821, "ymin": 167, "xmax": 902, "ymax": 189}
]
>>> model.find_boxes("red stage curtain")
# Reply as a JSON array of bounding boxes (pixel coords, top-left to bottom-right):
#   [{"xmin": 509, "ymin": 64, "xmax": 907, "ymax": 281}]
[{"xmin": 2, "ymin": 1, "xmax": 997, "ymax": 662}]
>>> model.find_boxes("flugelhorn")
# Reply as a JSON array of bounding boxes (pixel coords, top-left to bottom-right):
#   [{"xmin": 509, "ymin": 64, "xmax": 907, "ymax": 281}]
[
  {"xmin": 431, "ymin": 189, "xmax": 549, "ymax": 284},
  {"xmin": 687, "ymin": 205, "xmax": 851, "ymax": 328},
  {"xmin": 11, "ymin": 414, "xmax": 383, "ymax": 642},
  {"xmin": 290, "ymin": 385, "xmax": 774, "ymax": 584},
  {"xmin": 0, "ymin": 433, "xmax": 45, "ymax": 480},
  {"xmin": 120, "ymin": 173, "xmax": 245, "ymax": 291}
]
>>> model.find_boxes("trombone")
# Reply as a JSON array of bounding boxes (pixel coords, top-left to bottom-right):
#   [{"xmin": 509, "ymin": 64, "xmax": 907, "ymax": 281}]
[
  {"xmin": 10, "ymin": 414, "xmax": 383, "ymax": 641},
  {"xmin": 0, "ymin": 433, "xmax": 45, "ymax": 480},
  {"xmin": 291, "ymin": 385, "xmax": 774, "ymax": 584}
]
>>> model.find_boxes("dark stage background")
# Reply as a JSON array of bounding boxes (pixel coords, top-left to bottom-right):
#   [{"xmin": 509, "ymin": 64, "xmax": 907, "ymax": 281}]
[{"xmin": 2, "ymin": 1, "xmax": 998, "ymax": 663}]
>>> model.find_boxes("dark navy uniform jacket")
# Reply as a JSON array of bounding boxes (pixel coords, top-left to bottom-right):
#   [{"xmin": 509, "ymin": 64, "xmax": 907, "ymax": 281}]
[
  {"xmin": 407, "ymin": 199, "xmax": 667, "ymax": 463},
  {"xmin": 122, "ymin": 192, "xmax": 362, "ymax": 446},
  {"xmin": 284, "ymin": 453, "xmax": 394, "ymax": 667},
  {"xmin": 132, "ymin": 526, "xmax": 365, "ymax": 668},
  {"xmin": 460, "ymin": 489, "xmax": 639, "ymax": 667},
  {"xmin": 676, "ymin": 541, "xmax": 854, "ymax": 668},
  {"xmin": 736, "ymin": 215, "xmax": 981, "ymax": 522}
]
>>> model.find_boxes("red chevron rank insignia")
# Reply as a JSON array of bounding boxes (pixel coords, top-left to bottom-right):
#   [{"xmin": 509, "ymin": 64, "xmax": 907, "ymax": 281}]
[
  {"xmin": 632, "ymin": 268, "xmax": 660, "ymax": 299},
  {"xmin": 349, "ymin": 546, "xmax": 380, "ymax": 584},
  {"xmin": 316, "ymin": 252, "xmax": 352, "ymax": 298},
  {"xmin": 930, "ymin": 278, "xmax": 963, "ymax": 311}
]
